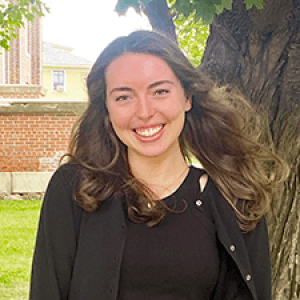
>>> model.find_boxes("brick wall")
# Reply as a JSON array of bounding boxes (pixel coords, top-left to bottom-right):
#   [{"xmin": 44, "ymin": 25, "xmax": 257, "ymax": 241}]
[
  {"xmin": 0, "ymin": 113, "xmax": 78, "ymax": 172},
  {"xmin": 0, "ymin": 101, "xmax": 86, "ymax": 173}
]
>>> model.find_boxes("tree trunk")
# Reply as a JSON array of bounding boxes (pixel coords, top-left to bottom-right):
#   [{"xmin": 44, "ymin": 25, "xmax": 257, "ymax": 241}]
[
  {"xmin": 201, "ymin": 1, "xmax": 300, "ymax": 298},
  {"xmin": 141, "ymin": 0, "xmax": 177, "ymax": 42},
  {"xmin": 143, "ymin": 0, "xmax": 300, "ymax": 299}
]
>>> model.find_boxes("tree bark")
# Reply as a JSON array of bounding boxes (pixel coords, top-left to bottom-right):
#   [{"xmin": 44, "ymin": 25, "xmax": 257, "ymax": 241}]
[
  {"xmin": 143, "ymin": 0, "xmax": 300, "ymax": 299},
  {"xmin": 201, "ymin": 1, "xmax": 300, "ymax": 299},
  {"xmin": 141, "ymin": 0, "xmax": 177, "ymax": 42}
]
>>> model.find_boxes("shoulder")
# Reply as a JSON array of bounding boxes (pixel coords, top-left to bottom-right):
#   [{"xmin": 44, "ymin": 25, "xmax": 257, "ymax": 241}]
[
  {"xmin": 197, "ymin": 168, "xmax": 269, "ymax": 240},
  {"xmin": 40, "ymin": 163, "xmax": 84, "ymax": 227},
  {"xmin": 55, "ymin": 161, "xmax": 81, "ymax": 178},
  {"xmin": 43, "ymin": 162, "xmax": 82, "ymax": 209},
  {"xmin": 49, "ymin": 162, "xmax": 81, "ymax": 190}
]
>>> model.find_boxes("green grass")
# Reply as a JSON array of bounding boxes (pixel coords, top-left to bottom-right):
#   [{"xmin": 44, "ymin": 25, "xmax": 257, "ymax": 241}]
[{"xmin": 0, "ymin": 200, "xmax": 42, "ymax": 300}]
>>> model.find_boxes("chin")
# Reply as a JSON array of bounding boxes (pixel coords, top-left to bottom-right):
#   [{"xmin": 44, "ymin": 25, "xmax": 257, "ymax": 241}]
[{"xmin": 132, "ymin": 145, "xmax": 175, "ymax": 159}]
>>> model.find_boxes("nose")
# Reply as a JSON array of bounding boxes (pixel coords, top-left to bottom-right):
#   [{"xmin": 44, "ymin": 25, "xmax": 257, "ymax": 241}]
[{"xmin": 135, "ymin": 96, "xmax": 155, "ymax": 121}]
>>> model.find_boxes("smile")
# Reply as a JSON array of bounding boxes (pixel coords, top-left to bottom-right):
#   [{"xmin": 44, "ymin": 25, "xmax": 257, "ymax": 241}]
[{"xmin": 134, "ymin": 125, "xmax": 164, "ymax": 137}]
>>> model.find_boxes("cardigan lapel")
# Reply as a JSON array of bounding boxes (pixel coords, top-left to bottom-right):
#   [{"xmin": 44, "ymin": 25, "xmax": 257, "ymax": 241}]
[
  {"xmin": 69, "ymin": 195, "xmax": 126, "ymax": 300},
  {"xmin": 199, "ymin": 180, "xmax": 259, "ymax": 300}
]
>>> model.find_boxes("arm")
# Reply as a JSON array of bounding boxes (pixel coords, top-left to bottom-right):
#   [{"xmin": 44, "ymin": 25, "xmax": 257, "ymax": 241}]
[{"xmin": 29, "ymin": 164, "xmax": 82, "ymax": 300}]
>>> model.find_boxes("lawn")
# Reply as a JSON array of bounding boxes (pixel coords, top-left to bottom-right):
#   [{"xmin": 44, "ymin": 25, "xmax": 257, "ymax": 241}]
[{"xmin": 0, "ymin": 200, "xmax": 42, "ymax": 300}]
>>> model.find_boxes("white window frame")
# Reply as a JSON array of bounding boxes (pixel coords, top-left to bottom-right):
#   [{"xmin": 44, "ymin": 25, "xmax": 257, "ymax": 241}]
[{"xmin": 52, "ymin": 70, "xmax": 66, "ymax": 92}]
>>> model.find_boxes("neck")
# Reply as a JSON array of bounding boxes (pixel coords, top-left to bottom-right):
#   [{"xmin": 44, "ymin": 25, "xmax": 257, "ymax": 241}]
[{"xmin": 128, "ymin": 146, "xmax": 189, "ymax": 199}]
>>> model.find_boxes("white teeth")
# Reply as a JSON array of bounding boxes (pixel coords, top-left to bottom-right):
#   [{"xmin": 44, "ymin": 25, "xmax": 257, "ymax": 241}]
[{"xmin": 135, "ymin": 125, "xmax": 163, "ymax": 137}]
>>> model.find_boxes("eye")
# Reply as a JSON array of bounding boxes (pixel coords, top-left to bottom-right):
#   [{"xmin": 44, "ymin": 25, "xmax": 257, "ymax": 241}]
[
  {"xmin": 116, "ymin": 95, "xmax": 130, "ymax": 101},
  {"xmin": 154, "ymin": 89, "xmax": 169, "ymax": 96}
]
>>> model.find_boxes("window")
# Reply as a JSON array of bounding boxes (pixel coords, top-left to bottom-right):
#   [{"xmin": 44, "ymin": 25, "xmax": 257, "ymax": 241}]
[{"xmin": 53, "ymin": 71, "xmax": 65, "ymax": 92}]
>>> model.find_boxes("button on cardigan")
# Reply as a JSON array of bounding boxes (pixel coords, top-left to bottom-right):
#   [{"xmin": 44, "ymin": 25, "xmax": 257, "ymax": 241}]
[{"xmin": 30, "ymin": 163, "xmax": 272, "ymax": 300}]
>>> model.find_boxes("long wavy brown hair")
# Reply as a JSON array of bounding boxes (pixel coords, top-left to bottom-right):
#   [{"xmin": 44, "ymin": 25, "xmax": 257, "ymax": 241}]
[{"xmin": 66, "ymin": 30, "xmax": 288, "ymax": 232}]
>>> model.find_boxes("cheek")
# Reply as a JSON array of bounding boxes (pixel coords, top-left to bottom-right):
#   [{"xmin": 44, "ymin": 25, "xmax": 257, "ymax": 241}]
[
  {"xmin": 163, "ymin": 101, "xmax": 187, "ymax": 121},
  {"xmin": 107, "ymin": 99, "xmax": 134, "ymax": 129},
  {"xmin": 108, "ymin": 109, "xmax": 131, "ymax": 130}
]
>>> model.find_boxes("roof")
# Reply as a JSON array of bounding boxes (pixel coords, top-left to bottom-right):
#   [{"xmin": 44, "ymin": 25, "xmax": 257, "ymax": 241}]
[{"xmin": 43, "ymin": 42, "xmax": 92, "ymax": 66}]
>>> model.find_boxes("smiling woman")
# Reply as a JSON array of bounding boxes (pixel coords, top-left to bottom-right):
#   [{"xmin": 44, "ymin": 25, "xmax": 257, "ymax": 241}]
[
  {"xmin": 106, "ymin": 53, "xmax": 191, "ymax": 163},
  {"xmin": 30, "ymin": 30, "xmax": 288, "ymax": 300}
]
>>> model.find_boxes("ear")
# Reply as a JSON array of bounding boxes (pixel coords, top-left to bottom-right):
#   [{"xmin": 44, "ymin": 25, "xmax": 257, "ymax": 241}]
[{"xmin": 184, "ymin": 95, "xmax": 192, "ymax": 112}]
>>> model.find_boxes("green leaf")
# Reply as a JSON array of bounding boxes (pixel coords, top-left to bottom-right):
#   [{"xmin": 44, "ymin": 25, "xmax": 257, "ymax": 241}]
[
  {"xmin": 25, "ymin": 12, "xmax": 35, "ymax": 21},
  {"xmin": 169, "ymin": 0, "xmax": 264, "ymax": 25},
  {"xmin": 140, "ymin": 0, "xmax": 152, "ymax": 5},
  {"xmin": 115, "ymin": 0, "xmax": 141, "ymax": 15},
  {"xmin": 220, "ymin": 0, "xmax": 232, "ymax": 10},
  {"xmin": 245, "ymin": 0, "xmax": 264, "ymax": 9},
  {"xmin": 193, "ymin": 1, "xmax": 217, "ymax": 23},
  {"xmin": 8, "ymin": 20, "xmax": 16, "ymax": 26},
  {"xmin": 214, "ymin": 5, "xmax": 224, "ymax": 14},
  {"xmin": 172, "ymin": 7, "xmax": 210, "ymax": 66},
  {"xmin": 208, "ymin": 0, "xmax": 223, "ymax": 5},
  {"xmin": 0, "ymin": 0, "xmax": 48, "ymax": 51},
  {"xmin": 0, "ymin": 39, "xmax": 9, "ymax": 50}
]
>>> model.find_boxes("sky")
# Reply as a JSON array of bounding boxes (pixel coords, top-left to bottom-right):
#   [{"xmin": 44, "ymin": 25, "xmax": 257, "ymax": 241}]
[{"xmin": 43, "ymin": 0, "xmax": 152, "ymax": 64}]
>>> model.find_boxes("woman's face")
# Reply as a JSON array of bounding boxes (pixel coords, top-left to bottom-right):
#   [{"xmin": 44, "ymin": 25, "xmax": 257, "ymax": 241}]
[{"xmin": 106, "ymin": 53, "xmax": 191, "ymax": 160}]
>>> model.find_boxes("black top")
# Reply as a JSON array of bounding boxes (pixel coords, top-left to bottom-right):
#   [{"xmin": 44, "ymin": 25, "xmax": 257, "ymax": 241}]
[
  {"xmin": 118, "ymin": 167, "xmax": 220, "ymax": 300},
  {"xmin": 30, "ymin": 163, "xmax": 272, "ymax": 300}
]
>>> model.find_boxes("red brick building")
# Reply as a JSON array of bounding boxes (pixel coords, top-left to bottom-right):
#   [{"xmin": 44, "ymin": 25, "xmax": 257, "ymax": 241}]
[
  {"xmin": 0, "ymin": 12, "xmax": 88, "ymax": 196},
  {"xmin": 0, "ymin": 16, "xmax": 44, "ymax": 97}
]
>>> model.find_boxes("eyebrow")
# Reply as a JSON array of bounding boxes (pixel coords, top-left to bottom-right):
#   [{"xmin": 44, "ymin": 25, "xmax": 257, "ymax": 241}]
[
  {"xmin": 149, "ymin": 80, "xmax": 175, "ymax": 89},
  {"xmin": 109, "ymin": 80, "xmax": 175, "ymax": 95},
  {"xmin": 109, "ymin": 87, "xmax": 132, "ymax": 95}
]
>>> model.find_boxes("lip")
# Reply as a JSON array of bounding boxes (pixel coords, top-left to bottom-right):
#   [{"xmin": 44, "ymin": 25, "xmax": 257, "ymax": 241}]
[{"xmin": 133, "ymin": 124, "xmax": 165, "ymax": 142}]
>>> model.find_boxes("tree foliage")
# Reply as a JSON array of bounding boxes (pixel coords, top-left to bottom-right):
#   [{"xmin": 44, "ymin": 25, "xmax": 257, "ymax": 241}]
[
  {"xmin": 0, "ymin": 0, "xmax": 49, "ymax": 52},
  {"xmin": 170, "ymin": 4, "xmax": 209, "ymax": 66},
  {"xmin": 115, "ymin": 0, "xmax": 264, "ymax": 65},
  {"xmin": 168, "ymin": 0, "xmax": 264, "ymax": 24},
  {"xmin": 115, "ymin": 0, "xmax": 264, "ymax": 24},
  {"xmin": 115, "ymin": 0, "xmax": 210, "ymax": 65}
]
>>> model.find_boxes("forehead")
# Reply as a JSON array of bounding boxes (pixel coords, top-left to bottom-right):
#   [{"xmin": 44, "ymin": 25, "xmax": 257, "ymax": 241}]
[{"xmin": 106, "ymin": 53, "xmax": 179, "ymax": 87}]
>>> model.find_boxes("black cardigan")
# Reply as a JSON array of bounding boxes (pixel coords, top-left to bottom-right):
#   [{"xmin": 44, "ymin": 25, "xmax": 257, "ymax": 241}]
[{"xmin": 30, "ymin": 164, "xmax": 272, "ymax": 300}]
